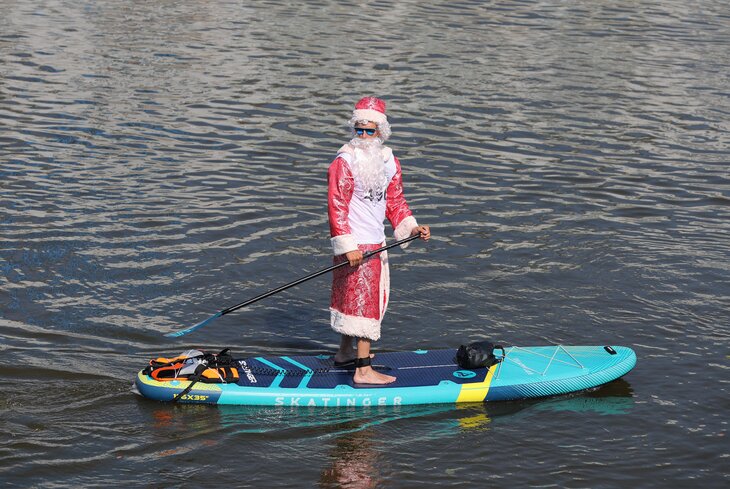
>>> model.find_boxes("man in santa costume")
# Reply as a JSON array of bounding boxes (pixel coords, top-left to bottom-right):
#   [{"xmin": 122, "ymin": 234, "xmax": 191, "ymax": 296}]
[{"xmin": 328, "ymin": 96, "xmax": 431, "ymax": 384}]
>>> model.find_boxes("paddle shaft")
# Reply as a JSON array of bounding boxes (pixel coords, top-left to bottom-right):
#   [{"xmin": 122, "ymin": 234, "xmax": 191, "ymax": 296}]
[
  {"xmin": 219, "ymin": 232, "xmax": 421, "ymax": 316},
  {"xmin": 165, "ymin": 233, "xmax": 422, "ymax": 337}
]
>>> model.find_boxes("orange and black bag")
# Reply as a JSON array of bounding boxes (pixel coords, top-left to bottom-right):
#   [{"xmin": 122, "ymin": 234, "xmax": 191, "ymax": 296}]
[{"xmin": 143, "ymin": 348, "xmax": 239, "ymax": 384}]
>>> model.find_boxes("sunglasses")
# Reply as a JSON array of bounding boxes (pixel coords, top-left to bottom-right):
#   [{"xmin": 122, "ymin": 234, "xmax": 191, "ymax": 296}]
[{"xmin": 355, "ymin": 127, "xmax": 377, "ymax": 136}]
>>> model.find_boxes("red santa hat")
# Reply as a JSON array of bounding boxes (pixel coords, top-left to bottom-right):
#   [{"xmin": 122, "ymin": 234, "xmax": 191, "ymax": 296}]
[{"xmin": 352, "ymin": 96, "xmax": 387, "ymax": 125}]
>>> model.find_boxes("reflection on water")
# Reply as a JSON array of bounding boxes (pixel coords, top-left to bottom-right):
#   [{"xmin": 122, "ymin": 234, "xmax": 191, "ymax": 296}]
[
  {"xmin": 140, "ymin": 379, "xmax": 635, "ymax": 441},
  {"xmin": 531, "ymin": 379, "xmax": 635, "ymax": 416},
  {"xmin": 134, "ymin": 382, "xmax": 636, "ymax": 488},
  {"xmin": 320, "ymin": 428, "xmax": 380, "ymax": 489},
  {"xmin": 139, "ymin": 379, "xmax": 634, "ymax": 431}
]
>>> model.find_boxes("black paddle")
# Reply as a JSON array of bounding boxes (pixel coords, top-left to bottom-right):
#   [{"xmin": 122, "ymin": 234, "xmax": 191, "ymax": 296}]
[{"xmin": 164, "ymin": 233, "xmax": 422, "ymax": 337}]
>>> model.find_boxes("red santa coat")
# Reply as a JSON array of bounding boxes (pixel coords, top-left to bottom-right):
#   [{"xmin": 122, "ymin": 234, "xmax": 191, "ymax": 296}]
[{"xmin": 327, "ymin": 143, "xmax": 418, "ymax": 341}]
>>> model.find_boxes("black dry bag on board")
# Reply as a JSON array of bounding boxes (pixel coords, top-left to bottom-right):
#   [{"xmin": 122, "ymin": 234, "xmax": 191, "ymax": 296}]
[{"xmin": 456, "ymin": 340, "xmax": 504, "ymax": 370}]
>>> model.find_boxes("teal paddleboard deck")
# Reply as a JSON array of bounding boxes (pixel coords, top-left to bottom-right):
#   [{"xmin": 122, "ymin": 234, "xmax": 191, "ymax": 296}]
[{"xmin": 134, "ymin": 345, "xmax": 636, "ymax": 407}]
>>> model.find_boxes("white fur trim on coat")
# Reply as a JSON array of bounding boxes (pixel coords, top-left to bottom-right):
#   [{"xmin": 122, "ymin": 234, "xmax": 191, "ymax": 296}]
[
  {"xmin": 379, "ymin": 249, "xmax": 390, "ymax": 319},
  {"xmin": 330, "ymin": 309, "xmax": 382, "ymax": 341},
  {"xmin": 394, "ymin": 215, "xmax": 418, "ymax": 249},
  {"xmin": 352, "ymin": 108, "xmax": 387, "ymax": 124},
  {"xmin": 331, "ymin": 234, "xmax": 358, "ymax": 255},
  {"xmin": 337, "ymin": 144, "xmax": 354, "ymax": 158}
]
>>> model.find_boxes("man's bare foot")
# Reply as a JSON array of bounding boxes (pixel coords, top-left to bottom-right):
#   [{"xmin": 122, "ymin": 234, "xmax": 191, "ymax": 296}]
[{"xmin": 353, "ymin": 366, "xmax": 396, "ymax": 384}]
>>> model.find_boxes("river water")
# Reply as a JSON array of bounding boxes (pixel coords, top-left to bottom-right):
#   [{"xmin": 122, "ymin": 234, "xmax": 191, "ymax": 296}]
[{"xmin": 1, "ymin": 0, "xmax": 728, "ymax": 487}]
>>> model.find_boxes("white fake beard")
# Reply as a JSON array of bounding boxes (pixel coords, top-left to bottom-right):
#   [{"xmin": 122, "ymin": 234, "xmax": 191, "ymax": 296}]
[{"xmin": 348, "ymin": 137, "xmax": 388, "ymax": 198}]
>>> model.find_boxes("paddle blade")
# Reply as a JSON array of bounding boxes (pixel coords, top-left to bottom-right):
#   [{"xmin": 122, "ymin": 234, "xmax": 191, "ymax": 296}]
[{"xmin": 164, "ymin": 311, "xmax": 223, "ymax": 338}]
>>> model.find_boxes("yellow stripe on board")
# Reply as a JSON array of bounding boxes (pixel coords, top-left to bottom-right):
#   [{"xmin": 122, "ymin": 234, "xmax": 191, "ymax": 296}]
[{"xmin": 456, "ymin": 364, "xmax": 497, "ymax": 403}]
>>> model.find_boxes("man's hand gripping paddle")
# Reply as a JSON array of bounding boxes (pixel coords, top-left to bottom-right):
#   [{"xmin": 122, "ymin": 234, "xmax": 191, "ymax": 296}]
[{"xmin": 164, "ymin": 233, "xmax": 422, "ymax": 338}]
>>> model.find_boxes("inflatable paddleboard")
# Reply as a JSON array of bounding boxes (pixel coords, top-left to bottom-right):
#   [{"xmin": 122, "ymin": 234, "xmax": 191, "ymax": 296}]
[{"xmin": 134, "ymin": 345, "xmax": 635, "ymax": 407}]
